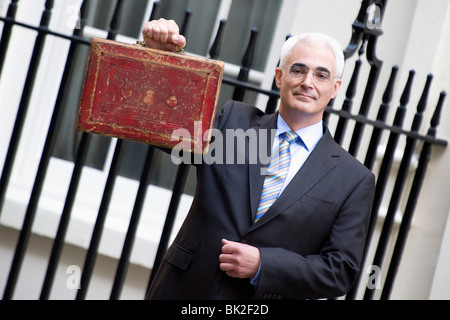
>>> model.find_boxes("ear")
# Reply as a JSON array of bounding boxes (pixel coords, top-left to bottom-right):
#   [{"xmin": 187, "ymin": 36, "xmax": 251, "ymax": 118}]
[
  {"xmin": 275, "ymin": 67, "xmax": 283, "ymax": 89},
  {"xmin": 331, "ymin": 78, "xmax": 342, "ymax": 99}
]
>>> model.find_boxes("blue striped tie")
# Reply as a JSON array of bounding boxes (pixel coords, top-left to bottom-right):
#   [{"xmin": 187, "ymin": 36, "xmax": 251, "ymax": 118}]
[{"xmin": 255, "ymin": 131, "xmax": 299, "ymax": 223}]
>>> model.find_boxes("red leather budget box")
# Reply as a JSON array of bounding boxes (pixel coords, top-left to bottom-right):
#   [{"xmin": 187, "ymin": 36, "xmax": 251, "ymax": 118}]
[{"xmin": 76, "ymin": 38, "xmax": 224, "ymax": 154}]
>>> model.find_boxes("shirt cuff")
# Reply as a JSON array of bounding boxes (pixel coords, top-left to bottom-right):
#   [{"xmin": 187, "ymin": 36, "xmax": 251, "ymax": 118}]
[{"xmin": 250, "ymin": 262, "xmax": 262, "ymax": 286}]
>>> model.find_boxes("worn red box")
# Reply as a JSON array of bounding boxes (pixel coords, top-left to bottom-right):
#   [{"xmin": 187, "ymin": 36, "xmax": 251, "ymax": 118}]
[{"xmin": 76, "ymin": 37, "xmax": 224, "ymax": 154}]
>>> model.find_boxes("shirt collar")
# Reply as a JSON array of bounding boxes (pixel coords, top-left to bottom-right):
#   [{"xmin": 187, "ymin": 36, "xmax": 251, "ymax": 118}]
[{"xmin": 276, "ymin": 114, "xmax": 324, "ymax": 152}]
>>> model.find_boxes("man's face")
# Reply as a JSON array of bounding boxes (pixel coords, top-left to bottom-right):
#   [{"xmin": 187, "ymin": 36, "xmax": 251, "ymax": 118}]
[{"xmin": 275, "ymin": 41, "xmax": 342, "ymax": 129}]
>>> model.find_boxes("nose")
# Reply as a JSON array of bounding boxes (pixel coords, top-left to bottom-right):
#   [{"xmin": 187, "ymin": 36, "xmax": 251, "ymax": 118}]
[{"xmin": 301, "ymin": 71, "xmax": 314, "ymax": 88}]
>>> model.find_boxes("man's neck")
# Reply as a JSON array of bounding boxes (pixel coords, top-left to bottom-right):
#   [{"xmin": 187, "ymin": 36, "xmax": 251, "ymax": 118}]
[{"xmin": 278, "ymin": 109, "xmax": 323, "ymax": 131}]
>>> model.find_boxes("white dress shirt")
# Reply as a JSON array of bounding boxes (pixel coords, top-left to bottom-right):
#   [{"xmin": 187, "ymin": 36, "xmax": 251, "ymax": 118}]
[{"xmin": 274, "ymin": 114, "xmax": 324, "ymax": 195}]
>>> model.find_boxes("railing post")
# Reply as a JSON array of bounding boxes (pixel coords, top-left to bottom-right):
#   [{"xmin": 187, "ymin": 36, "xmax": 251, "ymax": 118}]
[
  {"xmin": 38, "ymin": 0, "xmax": 91, "ymax": 300},
  {"xmin": 146, "ymin": 163, "xmax": 191, "ymax": 293},
  {"xmin": 2, "ymin": 0, "xmax": 55, "ymax": 300},
  {"xmin": 0, "ymin": 0, "xmax": 20, "ymax": 77},
  {"xmin": 76, "ymin": 139, "xmax": 126, "ymax": 300},
  {"xmin": 110, "ymin": 146, "xmax": 156, "ymax": 300},
  {"xmin": 364, "ymin": 65, "xmax": 399, "ymax": 170},
  {"xmin": 76, "ymin": 0, "xmax": 126, "ymax": 300},
  {"xmin": 265, "ymin": 75, "xmax": 280, "ymax": 115}
]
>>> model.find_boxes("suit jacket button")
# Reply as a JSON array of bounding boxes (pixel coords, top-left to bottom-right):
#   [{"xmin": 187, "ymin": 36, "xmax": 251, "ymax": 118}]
[{"xmin": 216, "ymin": 273, "xmax": 223, "ymax": 282}]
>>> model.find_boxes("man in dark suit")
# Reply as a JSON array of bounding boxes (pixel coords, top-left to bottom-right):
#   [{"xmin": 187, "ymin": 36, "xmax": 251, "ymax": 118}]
[{"xmin": 142, "ymin": 19, "xmax": 375, "ymax": 300}]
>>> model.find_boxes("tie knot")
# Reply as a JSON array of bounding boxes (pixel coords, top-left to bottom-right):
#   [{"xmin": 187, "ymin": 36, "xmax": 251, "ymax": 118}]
[{"xmin": 281, "ymin": 131, "xmax": 299, "ymax": 145}]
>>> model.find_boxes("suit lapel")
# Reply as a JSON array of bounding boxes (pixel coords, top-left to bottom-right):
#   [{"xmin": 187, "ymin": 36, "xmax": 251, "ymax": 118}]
[
  {"xmin": 246, "ymin": 127, "xmax": 338, "ymax": 233},
  {"xmin": 248, "ymin": 112, "xmax": 278, "ymax": 222}
]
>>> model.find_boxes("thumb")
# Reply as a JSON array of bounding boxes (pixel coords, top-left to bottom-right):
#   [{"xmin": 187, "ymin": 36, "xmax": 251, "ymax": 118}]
[{"xmin": 171, "ymin": 34, "xmax": 186, "ymax": 50}]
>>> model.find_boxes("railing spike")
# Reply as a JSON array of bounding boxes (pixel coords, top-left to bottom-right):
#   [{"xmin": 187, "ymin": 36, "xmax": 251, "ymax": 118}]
[
  {"xmin": 417, "ymin": 74, "xmax": 433, "ymax": 113},
  {"xmin": 232, "ymin": 28, "xmax": 259, "ymax": 101},
  {"xmin": 180, "ymin": 9, "xmax": 193, "ymax": 39},
  {"xmin": 399, "ymin": 70, "xmax": 415, "ymax": 106},
  {"xmin": 429, "ymin": 91, "xmax": 446, "ymax": 135},
  {"xmin": 108, "ymin": 0, "xmax": 125, "ymax": 40},
  {"xmin": 334, "ymin": 59, "xmax": 362, "ymax": 145},
  {"xmin": 209, "ymin": 19, "xmax": 227, "ymax": 59},
  {"xmin": 149, "ymin": 1, "xmax": 160, "ymax": 21},
  {"xmin": 242, "ymin": 27, "xmax": 258, "ymax": 69},
  {"xmin": 265, "ymin": 34, "xmax": 290, "ymax": 114},
  {"xmin": 0, "ymin": 0, "xmax": 21, "ymax": 77}
]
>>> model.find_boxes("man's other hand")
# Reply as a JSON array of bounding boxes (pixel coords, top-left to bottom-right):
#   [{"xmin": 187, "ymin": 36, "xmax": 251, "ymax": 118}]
[{"xmin": 219, "ymin": 239, "xmax": 261, "ymax": 279}]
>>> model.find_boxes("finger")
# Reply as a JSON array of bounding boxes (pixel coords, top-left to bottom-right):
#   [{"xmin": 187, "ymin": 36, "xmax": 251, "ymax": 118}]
[
  {"xmin": 142, "ymin": 20, "xmax": 167, "ymax": 45},
  {"xmin": 222, "ymin": 239, "xmax": 240, "ymax": 247},
  {"xmin": 220, "ymin": 262, "xmax": 241, "ymax": 279},
  {"xmin": 165, "ymin": 19, "xmax": 179, "ymax": 43},
  {"xmin": 158, "ymin": 19, "xmax": 173, "ymax": 44},
  {"xmin": 142, "ymin": 23, "xmax": 158, "ymax": 46},
  {"xmin": 219, "ymin": 262, "xmax": 235, "ymax": 274},
  {"xmin": 219, "ymin": 252, "xmax": 234, "ymax": 263},
  {"xmin": 151, "ymin": 23, "xmax": 164, "ymax": 43},
  {"xmin": 143, "ymin": 20, "xmax": 159, "ymax": 39},
  {"xmin": 221, "ymin": 240, "xmax": 236, "ymax": 254},
  {"xmin": 221, "ymin": 245, "xmax": 233, "ymax": 255}
]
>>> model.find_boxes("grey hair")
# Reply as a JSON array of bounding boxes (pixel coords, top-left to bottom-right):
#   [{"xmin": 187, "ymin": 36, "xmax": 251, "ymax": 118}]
[{"xmin": 280, "ymin": 33, "xmax": 345, "ymax": 78}]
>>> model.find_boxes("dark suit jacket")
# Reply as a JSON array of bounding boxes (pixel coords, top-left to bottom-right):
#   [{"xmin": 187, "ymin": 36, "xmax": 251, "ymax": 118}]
[{"xmin": 146, "ymin": 100, "xmax": 375, "ymax": 300}]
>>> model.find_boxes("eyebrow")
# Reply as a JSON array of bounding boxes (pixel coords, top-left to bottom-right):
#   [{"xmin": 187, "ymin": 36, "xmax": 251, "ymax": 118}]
[{"xmin": 291, "ymin": 62, "xmax": 331, "ymax": 75}]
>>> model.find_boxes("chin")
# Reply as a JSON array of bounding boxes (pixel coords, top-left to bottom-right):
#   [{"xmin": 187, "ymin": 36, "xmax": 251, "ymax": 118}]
[{"xmin": 292, "ymin": 103, "xmax": 318, "ymax": 114}]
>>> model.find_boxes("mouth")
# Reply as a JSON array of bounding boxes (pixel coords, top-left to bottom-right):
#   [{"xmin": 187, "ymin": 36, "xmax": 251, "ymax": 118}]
[{"xmin": 294, "ymin": 92, "xmax": 316, "ymax": 100}]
